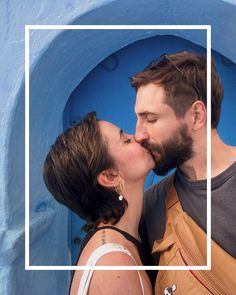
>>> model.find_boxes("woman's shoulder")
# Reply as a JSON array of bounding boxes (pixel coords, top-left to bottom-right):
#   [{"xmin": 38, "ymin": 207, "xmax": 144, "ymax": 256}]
[
  {"xmin": 89, "ymin": 251, "xmax": 145, "ymax": 295},
  {"xmin": 90, "ymin": 243, "xmax": 137, "ymax": 265},
  {"xmin": 86, "ymin": 246, "xmax": 147, "ymax": 295},
  {"xmin": 70, "ymin": 228, "xmax": 151, "ymax": 295},
  {"xmin": 70, "ymin": 242, "xmax": 145, "ymax": 295}
]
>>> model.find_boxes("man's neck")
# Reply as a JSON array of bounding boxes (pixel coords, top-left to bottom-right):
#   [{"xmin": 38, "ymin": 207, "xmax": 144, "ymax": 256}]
[{"xmin": 179, "ymin": 129, "xmax": 236, "ymax": 180}]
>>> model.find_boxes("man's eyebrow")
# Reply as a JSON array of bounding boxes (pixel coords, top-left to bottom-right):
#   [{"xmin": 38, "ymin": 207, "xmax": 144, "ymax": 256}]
[{"xmin": 137, "ymin": 111, "xmax": 157, "ymax": 117}]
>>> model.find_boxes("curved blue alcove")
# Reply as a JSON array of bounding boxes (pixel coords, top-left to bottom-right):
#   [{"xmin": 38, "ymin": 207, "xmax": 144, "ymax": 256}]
[
  {"xmin": 64, "ymin": 34, "xmax": 236, "ymax": 262},
  {"xmin": 1, "ymin": 0, "xmax": 236, "ymax": 295}
]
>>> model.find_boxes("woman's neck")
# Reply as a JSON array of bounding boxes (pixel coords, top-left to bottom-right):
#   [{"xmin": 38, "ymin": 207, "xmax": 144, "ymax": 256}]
[{"xmin": 101, "ymin": 181, "xmax": 144, "ymax": 241}]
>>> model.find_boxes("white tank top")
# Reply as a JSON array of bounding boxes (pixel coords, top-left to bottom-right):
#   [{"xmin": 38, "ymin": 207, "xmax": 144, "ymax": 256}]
[{"xmin": 77, "ymin": 243, "xmax": 145, "ymax": 295}]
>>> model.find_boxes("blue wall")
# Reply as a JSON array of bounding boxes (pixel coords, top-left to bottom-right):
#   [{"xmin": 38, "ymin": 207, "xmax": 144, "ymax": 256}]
[{"xmin": 1, "ymin": 0, "xmax": 236, "ymax": 294}]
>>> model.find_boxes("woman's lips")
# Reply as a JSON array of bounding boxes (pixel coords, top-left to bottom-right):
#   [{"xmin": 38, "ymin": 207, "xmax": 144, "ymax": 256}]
[
  {"xmin": 150, "ymin": 150, "xmax": 161, "ymax": 160},
  {"xmin": 141, "ymin": 143, "xmax": 161, "ymax": 161}
]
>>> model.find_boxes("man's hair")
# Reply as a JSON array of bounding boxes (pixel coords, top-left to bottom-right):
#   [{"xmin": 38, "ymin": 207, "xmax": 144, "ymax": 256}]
[
  {"xmin": 43, "ymin": 112, "xmax": 128, "ymax": 232},
  {"xmin": 130, "ymin": 51, "xmax": 224, "ymax": 128}
]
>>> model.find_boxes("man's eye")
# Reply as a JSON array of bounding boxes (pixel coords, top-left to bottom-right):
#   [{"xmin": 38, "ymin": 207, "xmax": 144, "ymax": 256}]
[{"xmin": 146, "ymin": 117, "xmax": 157, "ymax": 123}]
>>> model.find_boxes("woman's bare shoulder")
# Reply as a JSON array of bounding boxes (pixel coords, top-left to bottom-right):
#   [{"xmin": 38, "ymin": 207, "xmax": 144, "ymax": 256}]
[{"xmin": 89, "ymin": 251, "xmax": 146, "ymax": 295}]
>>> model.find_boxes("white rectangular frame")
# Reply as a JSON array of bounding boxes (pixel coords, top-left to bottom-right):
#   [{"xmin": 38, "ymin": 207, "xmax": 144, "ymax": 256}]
[{"xmin": 25, "ymin": 25, "xmax": 211, "ymax": 271}]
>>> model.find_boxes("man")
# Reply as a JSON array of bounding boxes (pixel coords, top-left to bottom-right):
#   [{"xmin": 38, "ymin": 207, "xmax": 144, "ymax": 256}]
[{"xmin": 130, "ymin": 52, "xmax": 236, "ymax": 294}]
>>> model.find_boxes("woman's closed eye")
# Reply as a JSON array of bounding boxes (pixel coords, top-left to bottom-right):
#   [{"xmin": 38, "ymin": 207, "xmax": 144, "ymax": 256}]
[
  {"xmin": 124, "ymin": 138, "xmax": 132, "ymax": 144},
  {"xmin": 119, "ymin": 129, "xmax": 133, "ymax": 144}
]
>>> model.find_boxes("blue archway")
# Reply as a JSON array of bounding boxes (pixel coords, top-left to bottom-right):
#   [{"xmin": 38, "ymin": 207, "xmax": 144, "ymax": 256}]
[{"xmin": 1, "ymin": 1, "xmax": 236, "ymax": 295}]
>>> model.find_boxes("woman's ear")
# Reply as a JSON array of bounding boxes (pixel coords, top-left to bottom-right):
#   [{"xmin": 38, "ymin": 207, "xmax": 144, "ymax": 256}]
[
  {"xmin": 190, "ymin": 100, "xmax": 207, "ymax": 130},
  {"xmin": 97, "ymin": 169, "xmax": 120, "ymax": 188}
]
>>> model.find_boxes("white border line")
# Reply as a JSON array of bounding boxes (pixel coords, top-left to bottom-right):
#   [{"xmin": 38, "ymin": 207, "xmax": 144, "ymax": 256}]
[
  {"xmin": 25, "ymin": 26, "xmax": 30, "ymax": 269},
  {"xmin": 25, "ymin": 25, "xmax": 209, "ymax": 30},
  {"xmin": 25, "ymin": 25, "xmax": 211, "ymax": 271},
  {"xmin": 206, "ymin": 26, "xmax": 212, "ymax": 269}
]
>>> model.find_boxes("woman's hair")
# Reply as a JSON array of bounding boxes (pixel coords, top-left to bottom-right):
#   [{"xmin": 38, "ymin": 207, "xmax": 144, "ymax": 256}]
[
  {"xmin": 43, "ymin": 112, "xmax": 128, "ymax": 232},
  {"xmin": 130, "ymin": 51, "xmax": 224, "ymax": 129}
]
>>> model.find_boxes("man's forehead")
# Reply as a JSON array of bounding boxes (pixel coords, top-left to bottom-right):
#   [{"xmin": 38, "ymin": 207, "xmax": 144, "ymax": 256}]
[{"xmin": 135, "ymin": 84, "xmax": 166, "ymax": 114}]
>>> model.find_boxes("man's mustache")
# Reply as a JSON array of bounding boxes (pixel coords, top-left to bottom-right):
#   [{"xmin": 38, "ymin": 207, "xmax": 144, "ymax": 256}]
[{"xmin": 140, "ymin": 141, "xmax": 161, "ymax": 154}]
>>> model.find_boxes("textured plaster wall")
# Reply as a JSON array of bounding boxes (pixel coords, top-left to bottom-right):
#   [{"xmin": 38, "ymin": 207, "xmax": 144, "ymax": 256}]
[{"xmin": 1, "ymin": 0, "xmax": 236, "ymax": 294}]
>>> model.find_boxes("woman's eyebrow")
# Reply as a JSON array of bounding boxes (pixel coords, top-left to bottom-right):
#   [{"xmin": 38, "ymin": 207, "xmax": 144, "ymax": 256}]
[{"xmin": 119, "ymin": 129, "xmax": 124, "ymax": 139}]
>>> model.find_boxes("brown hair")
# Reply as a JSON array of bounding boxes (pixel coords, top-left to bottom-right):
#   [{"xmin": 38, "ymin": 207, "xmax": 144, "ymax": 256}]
[
  {"xmin": 130, "ymin": 51, "xmax": 224, "ymax": 128},
  {"xmin": 43, "ymin": 112, "xmax": 128, "ymax": 232}
]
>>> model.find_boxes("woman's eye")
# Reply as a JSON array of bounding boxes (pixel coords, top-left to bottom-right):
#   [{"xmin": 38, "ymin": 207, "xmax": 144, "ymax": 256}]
[{"xmin": 124, "ymin": 138, "xmax": 132, "ymax": 144}]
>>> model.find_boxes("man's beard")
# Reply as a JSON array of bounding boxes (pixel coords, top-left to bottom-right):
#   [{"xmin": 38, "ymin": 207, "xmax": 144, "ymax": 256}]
[{"xmin": 142, "ymin": 124, "xmax": 193, "ymax": 176}]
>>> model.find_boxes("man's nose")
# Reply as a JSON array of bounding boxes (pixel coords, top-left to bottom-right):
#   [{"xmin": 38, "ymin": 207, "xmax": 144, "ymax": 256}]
[{"xmin": 135, "ymin": 126, "xmax": 149, "ymax": 143}]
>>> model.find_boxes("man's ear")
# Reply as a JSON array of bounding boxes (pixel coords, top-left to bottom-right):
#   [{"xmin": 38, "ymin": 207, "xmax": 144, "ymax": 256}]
[
  {"xmin": 97, "ymin": 169, "xmax": 120, "ymax": 188},
  {"xmin": 190, "ymin": 100, "xmax": 207, "ymax": 130}
]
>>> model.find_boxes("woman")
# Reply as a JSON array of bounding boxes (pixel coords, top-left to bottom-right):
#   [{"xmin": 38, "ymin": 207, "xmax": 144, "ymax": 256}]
[{"xmin": 43, "ymin": 112, "xmax": 154, "ymax": 295}]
